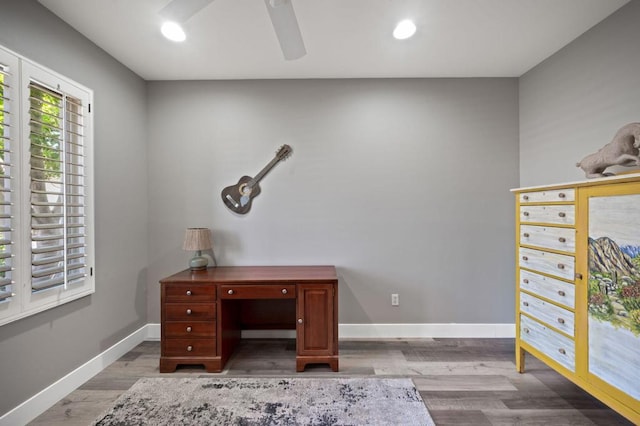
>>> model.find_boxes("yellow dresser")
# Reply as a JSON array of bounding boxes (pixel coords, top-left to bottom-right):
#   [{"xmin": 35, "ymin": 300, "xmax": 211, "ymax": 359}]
[{"xmin": 513, "ymin": 174, "xmax": 640, "ymax": 423}]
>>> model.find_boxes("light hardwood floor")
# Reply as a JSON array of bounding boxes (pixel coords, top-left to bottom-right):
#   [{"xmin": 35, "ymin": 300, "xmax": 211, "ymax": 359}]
[{"xmin": 30, "ymin": 338, "xmax": 633, "ymax": 425}]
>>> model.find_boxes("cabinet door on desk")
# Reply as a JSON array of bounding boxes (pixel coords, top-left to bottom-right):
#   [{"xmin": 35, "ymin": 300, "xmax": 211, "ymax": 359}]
[{"xmin": 296, "ymin": 284, "xmax": 336, "ymax": 356}]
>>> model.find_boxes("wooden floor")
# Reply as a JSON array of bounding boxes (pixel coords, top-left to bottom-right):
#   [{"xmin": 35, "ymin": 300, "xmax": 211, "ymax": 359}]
[{"xmin": 30, "ymin": 338, "xmax": 632, "ymax": 425}]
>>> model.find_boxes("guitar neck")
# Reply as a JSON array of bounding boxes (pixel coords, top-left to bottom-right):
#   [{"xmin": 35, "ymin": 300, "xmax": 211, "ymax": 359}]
[{"xmin": 248, "ymin": 157, "xmax": 282, "ymax": 187}]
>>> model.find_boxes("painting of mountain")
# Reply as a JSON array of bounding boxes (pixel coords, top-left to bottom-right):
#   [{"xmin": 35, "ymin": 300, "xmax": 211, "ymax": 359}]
[{"xmin": 588, "ymin": 194, "xmax": 640, "ymax": 400}]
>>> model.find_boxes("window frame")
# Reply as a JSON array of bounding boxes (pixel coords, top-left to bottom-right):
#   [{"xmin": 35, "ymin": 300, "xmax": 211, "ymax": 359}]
[{"xmin": 0, "ymin": 45, "xmax": 95, "ymax": 326}]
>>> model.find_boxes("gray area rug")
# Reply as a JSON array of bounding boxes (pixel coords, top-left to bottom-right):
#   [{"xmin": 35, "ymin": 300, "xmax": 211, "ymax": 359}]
[{"xmin": 92, "ymin": 377, "xmax": 434, "ymax": 425}]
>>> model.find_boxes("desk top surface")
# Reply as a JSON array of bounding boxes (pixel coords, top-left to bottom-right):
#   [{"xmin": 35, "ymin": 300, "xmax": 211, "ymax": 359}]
[{"xmin": 160, "ymin": 265, "xmax": 337, "ymax": 284}]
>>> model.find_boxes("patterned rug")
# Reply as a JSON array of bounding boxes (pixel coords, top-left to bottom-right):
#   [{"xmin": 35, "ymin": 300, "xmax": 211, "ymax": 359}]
[{"xmin": 92, "ymin": 377, "xmax": 434, "ymax": 425}]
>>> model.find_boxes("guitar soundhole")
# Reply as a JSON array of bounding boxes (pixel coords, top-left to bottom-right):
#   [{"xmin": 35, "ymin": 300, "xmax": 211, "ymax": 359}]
[{"xmin": 239, "ymin": 184, "xmax": 252, "ymax": 196}]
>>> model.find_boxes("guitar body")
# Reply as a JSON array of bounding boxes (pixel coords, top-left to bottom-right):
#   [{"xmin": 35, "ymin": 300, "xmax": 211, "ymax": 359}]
[
  {"xmin": 221, "ymin": 175, "xmax": 262, "ymax": 214},
  {"xmin": 221, "ymin": 144, "xmax": 292, "ymax": 214}
]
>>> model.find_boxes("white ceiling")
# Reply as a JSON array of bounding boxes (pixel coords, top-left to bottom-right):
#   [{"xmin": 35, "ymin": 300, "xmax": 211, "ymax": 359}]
[{"xmin": 38, "ymin": 0, "xmax": 630, "ymax": 81}]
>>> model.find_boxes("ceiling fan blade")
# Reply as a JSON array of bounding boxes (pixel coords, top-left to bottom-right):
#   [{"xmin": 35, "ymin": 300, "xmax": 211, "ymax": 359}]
[
  {"xmin": 264, "ymin": 0, "xmax": 306, "ymax": 60},
  {"xmin": 159, "ymin": 0, "xmax": 216, "ymax": 23}
]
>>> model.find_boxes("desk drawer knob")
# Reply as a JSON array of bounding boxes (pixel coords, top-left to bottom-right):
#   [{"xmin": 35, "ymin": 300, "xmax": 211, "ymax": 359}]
[
  {"xmin": 186, "ymin": 290, "xmax": 192, "ymax": 296},
  {"xmin": 297, "ymin": 318, "xmax": 303, "ymax": 324},
  {"xmin": 228, "ymin": 289, "xmax": 234, "ymax": 295},
  {"xmin": 186, "ymin": 309, "xmax": 192, "ymax": 315},
  {"xmin": 187, "ymin": 345, "xmax": 193, "ymax": 352},
  {"xmin": 186, "ymin": 326, "xmax": 192, "ymax": 332},
  {"xmin": 281, "ymin": 288, "xmax": 288, "ymax": 295}
]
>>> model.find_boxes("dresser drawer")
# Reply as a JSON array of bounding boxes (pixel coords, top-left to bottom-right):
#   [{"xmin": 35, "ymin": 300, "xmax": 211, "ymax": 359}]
[
  {"xmin": 520, "ymin": 205, "xmax": 575, "ymax": 225},
  {"xmin": 520, "ymin": 225, "xmax": 575, "ymax": 253},
  {"xmin": 519, "ymin": 247, "xmax": 575, "ymax": 281},
  {"xmin": 164, "ymin": 303, "xmax": 216, "ymax": 321},
  {"xmin": 164, "ymin": 283, "xmax": 216, "ymax": 302},
  {"xmin": 220, "ymin": 284, "xmax": 296, "ymax": 299},
  {"xmin": 520, "ymin": 292, "xmax": 574, "ymax": 337},
  {"xmin": 162, "ymin": 339, "xmax": 216, "ymax": 357},
  {"xmin": 164, "ymin": 321, "xmax": 216, "ymax": 338},
  {"xmin": 520, "ymin": 270, "xmax": 575, "ymax": 309},
  {"xmin": 520, "ymin": 189, "xmax": 574, "ymax": 203},
  {"xmin": 520, "ymin": 315, "xmax": 575, "ymax": 372}
]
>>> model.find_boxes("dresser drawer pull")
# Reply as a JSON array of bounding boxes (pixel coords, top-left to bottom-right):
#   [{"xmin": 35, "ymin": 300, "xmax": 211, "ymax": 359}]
[
  {"xmin": 557, "ymin": 263, "xmax": 565, "ymax": 270},
  {"xmin": 523, "ymin": 328, "xmax": 530, "ymax": 334},
  {"xmin": 558, "ymin": 348, "xmax": 566, "ymax": 355},
  {"xmin": 558, "ymin": 237, "xmax": 566, "ymax": 243},
  {"xmin": 558, "ymin": 212, "xmax": 566, "ymax": 218},
  {"xmin": 522, "ymin": 302, "xmax": 529, "ymax": 307},
  {"xmin": 523, "ymin": 211, "xmax": 530, "ymax": 216},
  {"xmin": 281, "ymin": 288, "xmax": 288, "ymax": 295},
  {"xmin": 297, "ymin": 318, "xmax": 303, "ymax": 324},
  {"xmin": 186, "ymin": 309, "xmax": 192, "ymax": 315},
  {"xmin": 558, "ymin": 193, "xmax": 566, "ymax": 199},
  {"xmin": 522, "ymin": 256, "xmax": 528, "ymax": 261},
  {"xmin": 558, "ymin": 290, "xmax": 566, "ymax": 296},
  {"xmin": 575, "ymin": 273, "xmax": 583, "ymax": 280},
  {"xmin": 186, "ymin": 326, "xmax": 192, "ymax": 332},
  {"xmin": 557, "ymin": 318, "xmax": 565, "ymax": 324},
  {"xmin": 523, "ymin": 195, "xmax": 529, "ymax": 201},
  {"xmin": 228, "ymin": 289, "xmax": 234, "ymax": 295},
  {"xmin": 523, "ymin": 279, "xmax": 529, "ymax": 284},
  {"xmin": 187, "ymin": 345, "xmax": 193, "ymax": 352},
  {"xmin": 523, "ymin": 233, "xmax": 530, "ymax": 238},
  {"xmin": 186, "ymin": 290, "xmax": 192, "ymax": 296}
]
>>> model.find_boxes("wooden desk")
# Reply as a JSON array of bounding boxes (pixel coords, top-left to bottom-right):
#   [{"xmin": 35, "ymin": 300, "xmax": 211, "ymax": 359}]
[{"xmin": 159, "ymin": 266, "xmax": 338, "ymax": 373}]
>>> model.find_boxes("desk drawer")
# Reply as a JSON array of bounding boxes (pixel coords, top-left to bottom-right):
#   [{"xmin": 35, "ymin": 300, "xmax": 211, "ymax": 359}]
[
  {"xmin": 520, "ymin": 189, "xmax": 574, "ymax": 203},
  {"xmin": 164, "ymin": 283, "xmax": 216, "ymax": 302},
  {"xmin": 520, "ymin": 270, "xmax": 575, "ymax": 309},
  {"xmin": 162, "ymin": 339, "xmax": 216, "ymax": 357},
  {"xmin": 164, "ymin": 321, "xmax": 216, "ymax": 338},
  {"xmin": 520, "ymin": 205, "xmax": 575, "ymax": 225},
  {"xmin": 520, "ymin": 225, "xmax": 575, "ymax": 253},
  {"xmin": 519, "ymin": 247, "xmax": 575, "ymax": 281},
  {"xmin": 520, "ymin": 315, "xmax": 575, "ymax": 372},
  {"xmin": 220, "ymin": 284, "xmax": 296, "ymax": 299},
  {"xmin": 164, "ymin": 303, "xmax": 216, "ymax": 321},
  {"xmin": 520, "ymin": 292, "xmax": 574, "ymax": 337}
]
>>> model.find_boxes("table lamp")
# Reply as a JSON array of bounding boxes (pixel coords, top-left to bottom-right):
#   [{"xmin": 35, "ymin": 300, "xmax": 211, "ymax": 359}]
[{"xmin": 183, "ymin": 228, "xmax": 212, "ymax": 271}]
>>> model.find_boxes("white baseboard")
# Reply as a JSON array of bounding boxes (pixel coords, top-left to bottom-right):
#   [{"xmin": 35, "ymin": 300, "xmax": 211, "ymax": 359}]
[
  {"xmin": 0, "ymin": 324, "xmax": 152, "ymax": 426},
  {"xmin": 148, "ymin": 323, "xmax": 515, "ymax": 339},
  {"xmin": 339, "ymin": 323, "xmax": 515, "ymax": 338},
  {"xmin": 1, "ymin": 322, "xmax": 514, "ymax": 425}
]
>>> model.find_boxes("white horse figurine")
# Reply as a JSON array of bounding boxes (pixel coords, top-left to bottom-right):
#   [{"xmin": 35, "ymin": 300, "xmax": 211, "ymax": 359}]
[{"xmin": 576, "ymin": 122, "xmax": 640, "ymax": 178}]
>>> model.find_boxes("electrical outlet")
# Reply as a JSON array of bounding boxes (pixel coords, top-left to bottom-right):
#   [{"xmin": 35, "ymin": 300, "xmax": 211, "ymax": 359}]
[{"xmin": 391, "ymin": 293, "xmax": 399, "ymax": 306}]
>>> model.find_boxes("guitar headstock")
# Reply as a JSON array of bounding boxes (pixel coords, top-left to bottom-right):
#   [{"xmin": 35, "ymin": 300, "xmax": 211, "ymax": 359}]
[{"xmin": 276, "ymin": 144, "xmax": 293, "ymax": 161}]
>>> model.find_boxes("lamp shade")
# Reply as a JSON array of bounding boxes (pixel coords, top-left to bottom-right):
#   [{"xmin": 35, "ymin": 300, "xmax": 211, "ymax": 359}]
[{"xmin": 183, "ymin": 228, "xmax": 212, "ymax": 251}]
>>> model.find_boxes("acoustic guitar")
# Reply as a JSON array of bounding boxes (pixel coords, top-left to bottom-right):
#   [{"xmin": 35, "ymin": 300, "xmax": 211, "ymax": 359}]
[{"xmin": 221, "ymin": 144, "xmax": 293, "ymax": 214}]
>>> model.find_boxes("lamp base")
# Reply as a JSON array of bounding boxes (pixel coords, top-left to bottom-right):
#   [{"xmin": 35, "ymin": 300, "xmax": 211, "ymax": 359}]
[{"xmin": 189, "ymin": 254, "xmax": 208, "ymax": 270}]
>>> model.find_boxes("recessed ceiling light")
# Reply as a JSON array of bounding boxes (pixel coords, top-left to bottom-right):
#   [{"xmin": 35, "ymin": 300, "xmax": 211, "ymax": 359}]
[
  {"xmin": 161, "ymin": 21, "xmax": 186, "ymax": 42},
  {"xmin": 393, "ymin": 19, "xmax": 416, "ymax": 40}
]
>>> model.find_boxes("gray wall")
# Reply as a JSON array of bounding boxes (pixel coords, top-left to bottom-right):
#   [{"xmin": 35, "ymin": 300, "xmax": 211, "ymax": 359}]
[
  {"xmin": 147, "ymin": 78, "xmax": 519, "ymax": 324},
  {"xmin": 519, "ymin": 0, "xmax": 640, "ymax": 187},
  {"xmin": 0, "ymin": 0, "xmax": 148, "ymax": 416}
]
